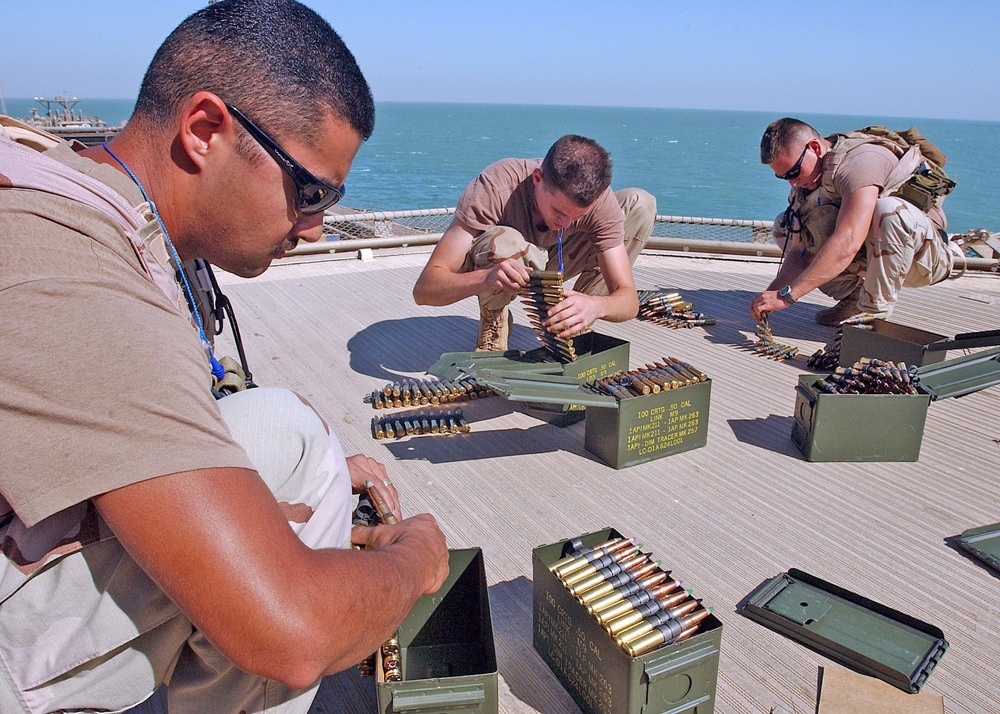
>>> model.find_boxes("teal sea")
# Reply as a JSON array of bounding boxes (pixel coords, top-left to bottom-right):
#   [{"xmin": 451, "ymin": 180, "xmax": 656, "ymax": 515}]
[{"xmin": 6, "ymin": 98, "xmax": 998, "ymax": 233}]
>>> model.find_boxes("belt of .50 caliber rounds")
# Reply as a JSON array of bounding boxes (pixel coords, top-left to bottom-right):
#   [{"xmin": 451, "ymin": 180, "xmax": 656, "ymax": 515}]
[
  {"xmin": 371, "ymin": 409, "xmax": 471, "ymax": 439},
  {"xmin": 552, "ymin": 532, "xmax": 713, "ymax": 657},
  {"xmin": 751, "ymin": 314, "xmax": 800, "ymax": 361},
  {"xmin": 521, "ymin": 270, "xmax": 578, "ymax": 363},
  {"xmin": 586, "ymin": 358, "xmax": 708, "ymax": 399},
  {"xmin": 637, "ymin": 289, "xmax": 717, "ymax": 329},
  {"xmin": 365, "ymin": 376, "xmax": 493, "ymax": 409}
]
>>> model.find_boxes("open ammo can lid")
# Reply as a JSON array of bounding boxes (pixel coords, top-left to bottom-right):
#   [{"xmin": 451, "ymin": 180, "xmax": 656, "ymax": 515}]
[
  {"xmin": 427, "ymin": 349, "xmax": 563, "ymax": 383},
  {"xmin": 956, "ymin": 522, "xmax": 1000, "ymax": 574},
  {"xmin": 471, "ymin": 369, "xmax": 618, "ymax": 408},
  {"xmin": 741, "ymin": 568, "xmax": 947, "ymax": 693},
  {"xmin": 925, "ymin": 328, "xmax": 1000, "ymax": 352},
  {"xmin": 914, "ymin": 345, "xmax": 1000, "ymax": 400}
]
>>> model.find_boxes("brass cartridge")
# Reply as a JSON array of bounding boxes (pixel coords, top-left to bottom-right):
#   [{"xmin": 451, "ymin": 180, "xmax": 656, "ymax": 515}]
[
  {"xmin": 530, "ymin": 269, "xmax": 564, "ymax": 281},
  {"xmin": 639, "ymin": 369, "xmax": 671, "ymax": 390},
  {"xmin": 667, "ymin": 357, "xmax": 707, "ymax": 382},
  {"xmin": 381, "ymin": 637, "xmax": 400, "ymax": 658},
  {"xmin": 358, "ymin": 654, "xmax": 376, "ymax": 677},
  {"xmin": 365, "ymin": 479, "xmax": 398, "ymax": 526},
  {"xmin": 382, "ymin": 657, "xmax": 402, "ymax": 682},
  {"xmin": 371, "ymin": 417, "xmax": 383, "ymax": 440},
  {"xmin": 632, "ymin": 374, "xmax": 660, "ymax": 394},
  {"xmin": 664, "ymin": 357, "xmax": 708, "ymax": 384}
]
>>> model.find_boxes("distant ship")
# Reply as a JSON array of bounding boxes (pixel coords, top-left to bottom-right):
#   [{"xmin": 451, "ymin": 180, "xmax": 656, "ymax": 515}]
[{"xmin": 20, "ymin": 95, "xmax": 123, "ymax": 146}]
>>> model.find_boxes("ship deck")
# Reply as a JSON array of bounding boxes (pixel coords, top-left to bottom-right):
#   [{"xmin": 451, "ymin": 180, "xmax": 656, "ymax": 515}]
[{"xmin": 158, "ymin": 246, "xmax": 1000, "ymax": 713}]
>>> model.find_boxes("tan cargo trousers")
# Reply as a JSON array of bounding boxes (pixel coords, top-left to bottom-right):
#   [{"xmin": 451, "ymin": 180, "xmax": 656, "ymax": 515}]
[
  {"xmin": 0, "ymin": 388, "xmax": 353, "ymax": 714},
  {"xmin": 464, "ymin": 188, "xmax": 656, "ymax": 312},
  {"xmin": 773, "ymin": 196, "xmax": 953, "ymax": 318}
]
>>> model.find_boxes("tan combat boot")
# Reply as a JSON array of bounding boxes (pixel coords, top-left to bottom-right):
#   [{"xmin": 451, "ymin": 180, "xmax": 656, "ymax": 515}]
[
  {"xmin": 476, "ymin": 304, "xmax": 512, "ymax": 351},
  {"xmin": 815, "ymin": 287, "xmax": 862, "ymax": 326}
]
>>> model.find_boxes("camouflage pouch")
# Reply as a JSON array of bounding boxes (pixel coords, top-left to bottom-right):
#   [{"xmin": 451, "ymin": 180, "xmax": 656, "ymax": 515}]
[{"xmin": 894, "ymin": 163, "xmax": 957, "ymax": 212}]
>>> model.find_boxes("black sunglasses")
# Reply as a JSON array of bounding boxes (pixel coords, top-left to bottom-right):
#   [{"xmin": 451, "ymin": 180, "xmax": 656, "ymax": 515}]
[
  {"xmin": 775, "ymin": 144, "xmax": 809, "ymax": 181},
  {"xmin": 226, "ymin": 104, "xmax": 345, "ymax": 215}
]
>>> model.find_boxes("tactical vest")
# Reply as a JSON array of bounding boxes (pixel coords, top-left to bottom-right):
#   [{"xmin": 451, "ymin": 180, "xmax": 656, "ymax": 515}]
[
  {"xmin": 0, "ymin": 116, "xmax": 249, "ymax": 392},
  {"xmin": 0, "ymin": 116, "xmax": 183, "ymax": 307},
  {"xmin": 783, "ymin": 127, "xmax": 955, "ymax": 255}
]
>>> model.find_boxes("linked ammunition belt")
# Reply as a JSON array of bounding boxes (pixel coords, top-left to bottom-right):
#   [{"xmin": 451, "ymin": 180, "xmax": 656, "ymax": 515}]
[
  {"xmin": 806, "ymin": 313, "xmax": 875, "ymax": 371},
  {"xmin": 379, "ymin": 636, "xmax": 402, "ymax": 682},
  {"xmin": 371, "ymin": 409, "xmax": 470, "ymax": 439},
  {"xmin": 549, "ymin": 535, "xmax": 712, "ymax": 657},
  {"xmin": 637, "ymin": 289, "xmax": 716, "ymax": 329},
  {"xmin": 520, "ymin": 270, "xmax": 578, "ymax": 363},
  {"xmin": 815, "ymin": 358, "xmax": 920, "ymax": 395},
  {"xmin": 751, "ymin": 314, "xmax": 800, "ymax": 361},
  {"xmin": 365, "ymin": 376, "xmax": 492, "ymax": 409},
  {"xmin": 586, "ymin": 358, "xmax": 708, "ymax": 399},
  {"xmin": 355, "ymin": 482, "xmax": 403, "ymax": 679}
]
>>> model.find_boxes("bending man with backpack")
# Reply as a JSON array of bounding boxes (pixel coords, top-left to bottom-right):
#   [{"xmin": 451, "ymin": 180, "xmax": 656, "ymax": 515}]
[{"xmin": 750, "ymin": 117, "xmax": 963, "ymax": 326}]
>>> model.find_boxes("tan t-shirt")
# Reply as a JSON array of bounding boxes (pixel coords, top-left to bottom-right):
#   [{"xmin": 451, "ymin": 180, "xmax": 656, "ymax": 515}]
[
  {"xmin": 454, "ymin": 158, "xmax": 625, "ymax": 254},
  {"xmin": 0, "ymin": 143, "xmax": 253, "ymax": 528},
  {"xmin": 833, "ymin": 142, "xmax": 947, "ymax": 231}
]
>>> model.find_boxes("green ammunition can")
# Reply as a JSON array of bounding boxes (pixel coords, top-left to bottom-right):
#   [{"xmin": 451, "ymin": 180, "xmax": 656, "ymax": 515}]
[
  {"xmin": 376, "ymin": 548, "xmax": 497, "ymax": 713},
  {"xmin": 584, "ymin": 376, "xmax": 711, "ymax": 470},
  {"xmin": 534, "ymin": 529, "xmax": 722, "ymax": 714}
]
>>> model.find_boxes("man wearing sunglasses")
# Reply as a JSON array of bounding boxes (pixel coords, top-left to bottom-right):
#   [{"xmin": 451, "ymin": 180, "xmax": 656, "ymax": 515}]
[
  {"xmin": 0, "ymin": 1, "xmax": 448, "ymax": 713},
  {"xmin": 750, "ymin": 117, "xmax": 960, "ymax": 326},
  {"xmin": 413, "ymin": 135, "xmax": 656, "ymax": 351}
]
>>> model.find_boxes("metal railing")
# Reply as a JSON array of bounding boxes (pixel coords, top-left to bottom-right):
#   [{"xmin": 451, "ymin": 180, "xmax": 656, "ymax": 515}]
[{"xmin": 289, "ymin": 207, "xmax": 998, "ymax": 271}]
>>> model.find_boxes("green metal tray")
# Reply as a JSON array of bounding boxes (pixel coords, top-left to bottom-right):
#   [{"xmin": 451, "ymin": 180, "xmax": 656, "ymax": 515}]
[
  {"xmin": 956, "ymin": 522, "xmax": 1000, "ymax": 574},
  {"xmin": 741, "ymin": 568, "xmax": 947, "ymax": 693},
  {"xmin": 914, "ymin": 345, "xmax": 1000, "ymax": 400}
]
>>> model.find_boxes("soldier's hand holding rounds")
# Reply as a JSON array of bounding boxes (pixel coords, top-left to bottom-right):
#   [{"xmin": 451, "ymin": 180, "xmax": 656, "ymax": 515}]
[
  {"xmin": 351, "ymin": 514, "xmax": 450, "ymax": 596},
  {"xmin": 484, "ymin": 258, "xmax": 532, "ymax": 293}
]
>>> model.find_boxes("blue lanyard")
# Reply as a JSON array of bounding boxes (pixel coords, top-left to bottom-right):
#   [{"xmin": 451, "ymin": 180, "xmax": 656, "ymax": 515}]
[
  {"xmin": 557, "ymin": 228, "xmax": 565, "ymax": 273},
  {"xmin": 103, "ymin": 142, "xmax": 226, "ymax": 380}
]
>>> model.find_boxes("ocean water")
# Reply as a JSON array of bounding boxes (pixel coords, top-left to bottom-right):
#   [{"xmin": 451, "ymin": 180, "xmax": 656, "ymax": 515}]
[{"xmin": 6, "ymin": 98, "xmax": 997, "ymax": 233}]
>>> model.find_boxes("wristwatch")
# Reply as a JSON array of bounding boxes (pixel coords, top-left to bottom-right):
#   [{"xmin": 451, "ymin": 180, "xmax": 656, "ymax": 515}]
[{"xmin": 777, "ymin": 285, "xmax": 796, "ymax": 304}]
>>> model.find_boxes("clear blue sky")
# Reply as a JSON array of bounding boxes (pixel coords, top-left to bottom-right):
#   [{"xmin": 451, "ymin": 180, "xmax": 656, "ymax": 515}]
[{"xmin": 2, "ymin": 0, "xmax": 998, "ymax": 122}]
